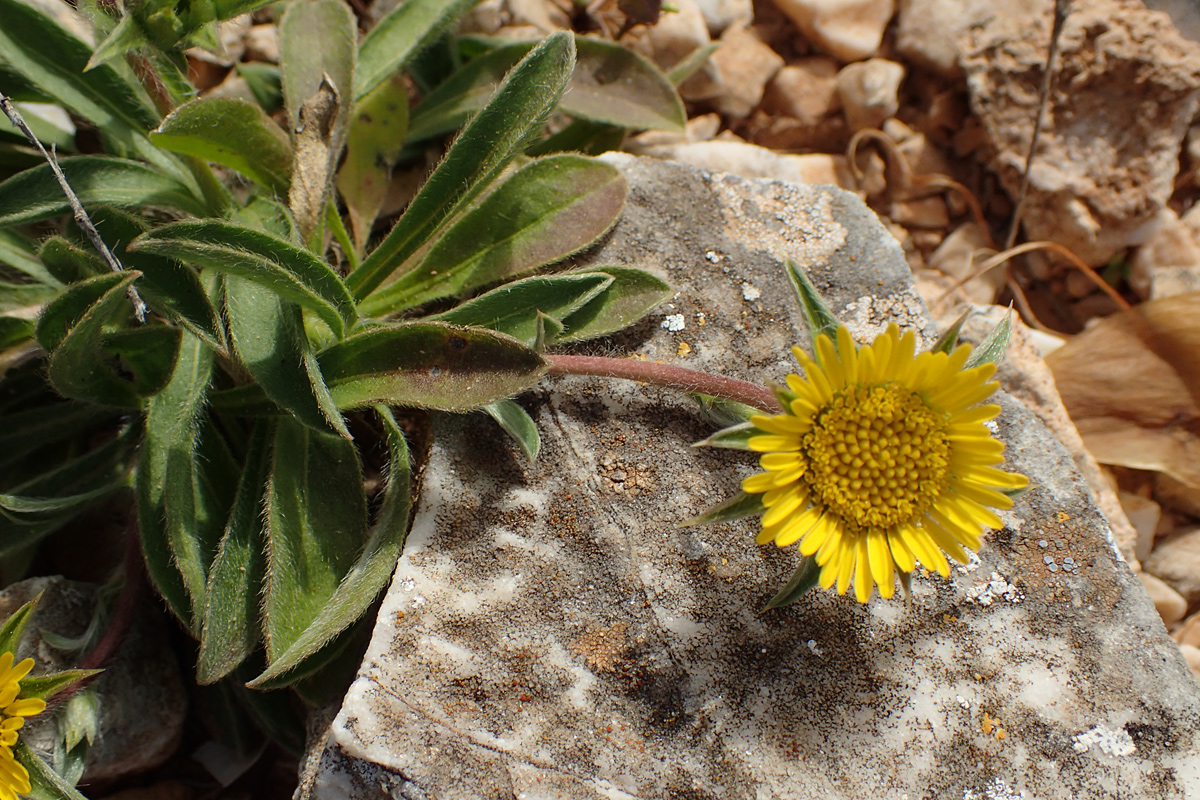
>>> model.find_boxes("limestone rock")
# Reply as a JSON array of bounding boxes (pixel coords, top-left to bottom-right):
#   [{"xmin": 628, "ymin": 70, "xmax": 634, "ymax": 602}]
[
  {"xmin": 894, "ymin": 0, "xmax": 1049, "ymax": 78},
  {"xmin": 693, "ymin": 0, "xmax": 754, "ymax": 35},
  {"xmin": 770, "ymin": 0, "xmax": 894, "ymax": 61},
  {"xmin": 1145, "ymin": 526, "xmax": 1200, "ymax": 606},
  {"xmin": 1130, "ymin": 207, "xmax": 1200, "ymax": 300},
  {"xmin": 961, "ymin": 0, "xmax": 1200, "ymax": 266},
  {"xmin": 836, "ymin": 57, "xmax": 904, "ymax": 131},
  {"xmin": 1119, "ymin": 491, "xmax": 1163, "ymax": 562},
  {"xmin": 626, "ymin": 137, "xmax": 855, "ymax": 187},
  {"xmin": 761, "ymin": 58, "xmax": 842, "ymax": 123},
  {"xmin": 0, "ymin": 577, "xmax": 186, "ymax": 783},
  {"xmin": 707, "ymin": 24, "xmax": 784, "ymax": 118},
  {"xmin": 300, "ymin": 156, "xmax": 1200, "ymax": 799},
  {"xmin": 1139, "ymin": 571, "xmax": 1189, "ymax": 625}
]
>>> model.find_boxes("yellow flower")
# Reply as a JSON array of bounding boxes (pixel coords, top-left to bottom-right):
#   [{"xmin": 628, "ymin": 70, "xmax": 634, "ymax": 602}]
[
  {"xmin": 0, "ymin": 651, "xmax": 45, "ymax": 800},
  {"xmin": 743, "ymin": 324, "xmax": 1028, "ymax": 603}
]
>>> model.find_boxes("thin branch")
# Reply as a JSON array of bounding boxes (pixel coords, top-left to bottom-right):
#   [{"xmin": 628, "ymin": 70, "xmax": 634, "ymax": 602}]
[
  {"xmin": 1004, "ymin": 0, "xmax": 1070, "ymax": 251},
  {"xmin": 547, "ymin": 353, "xmax": 782, "ymax": 412},
  {"xmin": 0, "ymin": 90, "xmax": 146, "ymax": 321}
]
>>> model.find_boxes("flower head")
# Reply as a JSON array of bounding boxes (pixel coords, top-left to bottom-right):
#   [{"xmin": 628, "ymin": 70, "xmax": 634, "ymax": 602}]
[
  {"xmin": 0, "ymin": 651, "xmax": 45, "ymax": 800},
  {"xmin": 743, "ymin": 324, "xmax": 1028, "ymax": 602}
]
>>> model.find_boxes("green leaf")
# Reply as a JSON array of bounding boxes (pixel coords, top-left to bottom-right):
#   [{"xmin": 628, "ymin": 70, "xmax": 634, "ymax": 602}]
[
  {"xmin": 762, "ymin": 556, "xmax": 820, "ymax": 611},
  {"xmin": 409, "ymin": 37, "xmax": 684, "ymax": 141},
  {"xmin": 318, "ymin": 323, "xmax": 546, "ymax": 411},
  {"xmin": 85, "ymin": 13, "xmax": 148, "ymax": 70},
  {"xmin": 43, "ymin": 272, "xmax": 154, "ymax": 407},
  {"xmin": 0, "ymin": 101, "xmax": 76, "ymax": 153},
  {"xmin": 0, "ymin": 280, "xmax": 57, "ymax": 313},
  {"xmin": 525, "ymin": 119, "xmax": 625, "ymax": 157},
  {"xmin": 17, "ymin": 669, "xmax": 100, "ymax": 702},
  {"xmin": 35, "ymin": 273, "xmax": 126, "ymax": 353},
  {"xmin": 0, "ymin": 316, "xmax": 33, "ymax": 351},
  {"xmin": 336, "ymin": 73, "xmax": 409, "ymax": 250},
  {"xmin": 931, "ymin": 309, "xmax": 970, "ymax": 356},
  {"xmin": 429, "ymin": 273, "xmax": 612, "ymax": 347},
  {"xmin": 37, "ymin": 237, "xmax": 101, "ymax": 286},
  {"xmin": 197, "ymin": 423, "xmax": 271, "ymax": 685},
  {"xmin": 128, "ymin": 221, "xmax": 357, "ymax": 338},
  {"xmin": 349, "ymin": 32, "xmax": 576, "ymax": 300},
  {"xmin": 784, "ymin": 258, "xmax": 839, "ymax": 355},
  {"xmin": 152, "ymin": 97, "xmax": 294, "ymax": 194},
  {"xmin": 0, "ymin": 0, "xmax": 188, "ymax": 180},
  {"xmin": 355, "ymin": 0, "xmax": 481, "ymax": 101},
  {"xmin": 483, "ymin": 399, "xmax": 540, "ymax": 463},
  {"xmin": 557, "ymin": 266, "xmax": 673, "ymax": 342},
  {"xmin": 0, "ymin": 596, "xmax": 38, "ymax": 656},
  {"xmin": 0, "ymin": 157, "xmax": 207, "ymax": 227},
  {"xmin": 225, "ymin": 276, "xmax": 349, "ymax": 439},
  {"xmin": 137, "ymin": 331, "xmax": 214, "ymax": 632},
  {"xmin": 692, "ymin": 420, "xmax": 759, "ymax": 450},
  {"xmin": 0, "ymin": 229, "xmax": 60, "ymax": 286},
  {"xmin": 250, "ymin": 406, "xmax": 412, "ymax": 688},
  {"xmin": 259, "ymin": 419, "xmax": 367, "ymax": 668},
  {"xmin": 678, "ymin": 491, "xmax": 765, "ymax": 527},
  {"xmin": 359, "ymin": 154, "xmax": 627, "ymax": 316},
  {"xmin": 280, "ymin": 0, "xmax": 356, "ymax": 132},
  {"xmin": 15, "ymin": 741, "xmax": 88, "ymax": 800},
  {"xmin": 964, "ymin": 307, "xmax": 1013, "ymax": 369},
  {"xmin": 236, "ymin": 62, "xmax": 284, "ymax": 114},
  {"xmin": 666, "ymin": 42, "xmax": 719, "ymax": 87},
  {"xmin": 0, "ymin": 403, "xmax": 121, "ymax": 472},
  {"xmin": 102, "ymin": 324, "xmax": 184, "ymax": 398},
  {"xmin": 690, "ymin": 393, "xmax": 761, "ymax": 428}
]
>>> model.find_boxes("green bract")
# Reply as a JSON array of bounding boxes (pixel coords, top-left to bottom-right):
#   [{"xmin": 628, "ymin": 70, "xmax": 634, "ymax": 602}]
[{"xmin": 0, "ymin": 0, "xmax": 683, "ymax": 779}]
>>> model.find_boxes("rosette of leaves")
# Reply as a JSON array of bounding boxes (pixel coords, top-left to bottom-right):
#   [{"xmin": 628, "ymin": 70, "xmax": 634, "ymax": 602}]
[{"xmin": 0, "ymin": 0, "xmax": 682, "ymax": 744}]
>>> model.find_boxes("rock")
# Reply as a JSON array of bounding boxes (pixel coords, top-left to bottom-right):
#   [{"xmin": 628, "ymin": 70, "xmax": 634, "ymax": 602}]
[
  {"xmin": 707, "ymin": 24, "xmax": 785, "ymax": 118},
  {"xmin": 952, "ymin": 307, "xmax": 1141, "ymax": 565},
  {"xmin": 1119, "ymin": 491, "xmax": 1163, "ymax": 562},
  {"xmin": 0, "ymin": 577, "xmax": 186, "ymax": 784},
  {"xmin": 242, "ymin": 23, "xmax": 278, "ymax": 63},
  {"xmin": 694, "ymin": 0, "xmax": 754, "ymax": 35},
  {"xmin": 300, "ymin": 155, "xmax": 1200, "ymax": 799},
  {"xmin": 632, "ymin": 0, "xmax": 714, "ymax": 100},
  {"xmin": 1155, "ymin": 473, "xmax": 1200, "ymax": 518},
  {"xmin": 836, "ymin": 57, "xmax": 905, "ymax": 131},
  {"xmin": 1175, "ymin": 611, "xmax": 1200, "ymax": 648},
  {"xmin": 961, "ymin": 0, "xmax": 1200, "ymax": 266},
  {"xmin": 1140, "ymin": 571, "xmax": 1189, "ymax": 625},
  {"xmin": 1145, "ymin": 526, "xmax": 1200, "ymax": 606},
  {"xmin": 895, "ymin": 0, "xmax": 1049, "ymax": 78},
  {"xmin": 770, "ymin": 0, "xmax": 894, "ymax": 61},
  {"xmin": 1145, "ymin": 0, "xmax": 1200, "ymax": 44},
  {"xmin": 1130, "ymin": 207, "xmax": 1200, "ymax": 300},
  {"xmin": 761, "ymin": 58, "xmax": 842, "ymax": 122},
  {"xmin": 1181, "ymin": 644, "xmax": 1200, "ymax": 680},
  {"xmin": 624, "ymin": 138, "xmax": 855, "ymax": 187},
  {"xmin": 925, "ymin": 223, "xmax": 1000, "ymax": 306}
]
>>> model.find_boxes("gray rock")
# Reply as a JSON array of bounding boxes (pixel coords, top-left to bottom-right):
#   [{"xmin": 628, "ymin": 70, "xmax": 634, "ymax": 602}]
[
  {"xmin": 0, "ymin": 576, "xmax": 186, "ymax": 784},
  {"xmin": 300, "ymin": 155, "xmax": 1200, "ymax": 799}
]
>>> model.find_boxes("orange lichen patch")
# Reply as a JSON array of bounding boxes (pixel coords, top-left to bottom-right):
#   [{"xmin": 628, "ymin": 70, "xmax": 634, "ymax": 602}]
[
  {"xmin": 571, "ymin": 622, "xmax": 631, "ymax": 673},
  {"xmin": 981, "ymin": 711, "xmax": 1007, "ymax": 740}
]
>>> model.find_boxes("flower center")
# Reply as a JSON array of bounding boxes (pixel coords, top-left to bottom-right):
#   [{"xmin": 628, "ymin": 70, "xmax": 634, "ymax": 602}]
[{"xmin": 802, "ymin": 383, "xmax": 949, "ymax": 533}]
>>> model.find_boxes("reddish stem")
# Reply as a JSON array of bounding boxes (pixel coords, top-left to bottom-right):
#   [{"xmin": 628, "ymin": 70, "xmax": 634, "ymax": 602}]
[{"xmin": 546, "ymin": 354, "xmax": 782, "ymax": 412}]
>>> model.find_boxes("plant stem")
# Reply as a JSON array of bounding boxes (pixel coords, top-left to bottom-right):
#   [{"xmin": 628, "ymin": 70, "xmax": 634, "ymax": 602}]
[{"xmin": 546, "ymin": 354, "xmax": 782, "ymax": 412}]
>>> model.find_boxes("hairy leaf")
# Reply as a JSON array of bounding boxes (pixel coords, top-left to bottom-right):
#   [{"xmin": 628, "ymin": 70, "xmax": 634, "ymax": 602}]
[
  {"xmin": 349, "ymin": 32, "xmax": 576, "ymax": 300},
  {"xmin": 319, "ymin": 323, "xmax": 546, "ymax": 411},
  {"xmin": 152, "ymin": 97, "xmax": 293, "ymax": 194},
  {"xmin": 678, "ymin": 491, "xmax": 765, "ymax": 527},
  {"xmin": 763, "ymin": 557, "xmax": 821, "ymax": 610},
  {"xmin": 226, "ymin": 276, "xmax": 349, "ymax": 439},
  {"xmin": 483, "ymin": 399, "xmax": 540, "ymax": 463},
  {"xmin": 337, "ymin": 74, "xmax": 409, "ymax": 250},
  {"xmin": 359, "ymin": 155, "xmax": 626, "ymax": 315},
  {"xmin": 129, "ymin": 221, "xmax": 356, "ymax": 338},
  {"xmin": 431, "ymin": 273, "xmax": 612, "ymax": 347},
  {"xmin": 785, "ymin": 258, "xmax": 840, "ymax": 356},
  {"xmin": 260, "ymin": 419, "xmax": 367, "ymax": 667},
  {"xmin": 251, "ymin": 406, "xmax": 411, "ymax": 688},
  {"xmin": 197, "ymin": 423, "xmax": 271, "ymax": 685},
  {"xmin": 557, "ymin": 267, "xmax": 672, "ymax": 342},
  {"xmin": 355, "ymin": 0, "xmax": 481, "ymax": 101},
  {"xmin": 0, "ymin": 157, "xmax": 207, "ymax": 227}
]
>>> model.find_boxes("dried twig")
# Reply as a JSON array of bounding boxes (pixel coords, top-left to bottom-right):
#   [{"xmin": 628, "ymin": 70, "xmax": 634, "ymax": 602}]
[
  {"xmin": 0, "ymin": 89, "xmax": 147, "ymax": 321},
  {"xmin": 1004, "ymin": 0, "xmax": 1071, "ymax": 250}
]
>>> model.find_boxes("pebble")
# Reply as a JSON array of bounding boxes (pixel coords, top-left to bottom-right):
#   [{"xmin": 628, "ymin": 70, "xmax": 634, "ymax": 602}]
[
  {"xmin": 1179, "ymin": 644, "xmax": 1200, "ymax": 680},
  {"xmin": 769, "ymin": 0, "xmax": 895, "ymax": 61},
  {"xmin": 637, "ymin": 0, "xmax": 713, "ymax": 94},
  {"xmin": 1139, "ymin": 571, "xmax": 1190, "ymax": 626},
  {"xmin": 694, "ymin": 0, "xmax": 754, "ymax": 35},
  {"xmin": 708, "ymin": 24, "xmax": 785, "ymax": 118},
  {"xmin": 1174, "ymin": 611, "xmax": 1200, "ymax": 648},
  {"xmin": 836, "ymin": 58, "xmax": 905, "ymax": 131},
  {"xmin": 1144, "ymin": 526, "xmax": 1200, "ymax": 607},
  {"xmin": 761, "ymin": 58, "xmax": 842, "ymax": 124},
  {"xmin": 1118, "ymin": 491, "xmax": 1162, "ymax": 562},
  {"xmin": 1155, "ymin": 473, "xmax": 1200, "ymax": 518}
]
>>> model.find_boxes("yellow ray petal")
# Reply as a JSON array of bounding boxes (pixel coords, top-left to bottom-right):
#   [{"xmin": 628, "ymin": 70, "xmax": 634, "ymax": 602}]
[
  {"xmin": 854, "ymin": 536, "xmax": 874, "ymax": 602},
  {"xmin": 776, "ymin": 505, "xmax": 823, "ymax": 547},
  {"xmin": 837, "ymin": 326, "xmax": 859, "ymax": 384},
  {"xmin": 888, "ymin": 528, "xmax": 916, "ymax": 572}
]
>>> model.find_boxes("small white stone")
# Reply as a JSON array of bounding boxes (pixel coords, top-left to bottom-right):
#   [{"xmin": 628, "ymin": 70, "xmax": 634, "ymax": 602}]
[
  {"xmin": 836, "ymin": 58, "xmax": 905, "ymax": 131},
  {"xmin": 770, "ymin": 0, "xmax": 895, "ymax": 61},
  {"xmin": 741, "ymin": 282, "xmax": 761, "ymax": 301},
  {"xmin": 662, "ymin": 314, "xmax": 686, "ymax": 331}
]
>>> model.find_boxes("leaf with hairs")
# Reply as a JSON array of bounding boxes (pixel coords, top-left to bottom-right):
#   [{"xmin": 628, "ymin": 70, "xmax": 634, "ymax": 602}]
[
  {"xmin": 557, "ymin": 267, "xmax": 672, "ymax": 343},
  {"xmin": 349, "ymin": 32, "xmax": 576, "ymax": 300},
  {"xmin": 359, "ymin": 155, "xmax": 626, "ymax": 316},
  {"xmin": 355, "ymin": 0, "xmax": 481, "ymax": 101}
]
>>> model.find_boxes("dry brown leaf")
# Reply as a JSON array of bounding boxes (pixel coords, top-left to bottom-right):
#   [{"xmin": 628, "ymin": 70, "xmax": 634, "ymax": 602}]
[{"xmin": 1046, "ymin": 291, "xmax": 1200, "ymax": 487}]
